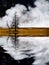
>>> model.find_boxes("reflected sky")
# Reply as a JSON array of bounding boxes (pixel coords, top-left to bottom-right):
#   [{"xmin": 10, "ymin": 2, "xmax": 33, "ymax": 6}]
[{"xmin": 0, "ymin": 37, "xmax": 49, "ymax": 65}]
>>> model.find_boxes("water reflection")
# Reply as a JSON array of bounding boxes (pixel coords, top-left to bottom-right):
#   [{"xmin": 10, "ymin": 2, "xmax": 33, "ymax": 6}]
[{"xmin": 0, "ymin": 37, "xmax": 49, "ymax": 65}]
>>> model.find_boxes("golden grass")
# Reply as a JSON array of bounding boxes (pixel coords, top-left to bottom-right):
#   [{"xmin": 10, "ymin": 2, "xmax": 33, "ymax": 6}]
[{"xmin": 0, "ymin": 28, "xmax": 49, "ymax": 37}]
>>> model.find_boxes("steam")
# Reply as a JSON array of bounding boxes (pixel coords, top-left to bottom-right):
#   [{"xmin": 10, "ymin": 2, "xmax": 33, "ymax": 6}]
[
  {"xmin": 0, "ymin": 4, "xmax": 27, "ymax": 28},
  {"xmin": 0, "ymin": 0, "xmax": 49, "ymax": 28},
  {"xmin": 0, "ymin": 37, "xmax": 49, "ymax": 65}
]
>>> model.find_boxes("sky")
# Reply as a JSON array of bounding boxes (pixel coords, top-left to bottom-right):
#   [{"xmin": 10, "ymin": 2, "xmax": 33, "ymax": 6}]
[{"xmin": 0, "ymin": 0, "xmax": 36, "ymax": 17}]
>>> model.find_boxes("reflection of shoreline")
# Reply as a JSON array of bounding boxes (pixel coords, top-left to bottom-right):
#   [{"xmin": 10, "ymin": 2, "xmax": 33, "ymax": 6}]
[{"xmin": 0, "ymin": 28, "xmax": 49, "ymax": 36}]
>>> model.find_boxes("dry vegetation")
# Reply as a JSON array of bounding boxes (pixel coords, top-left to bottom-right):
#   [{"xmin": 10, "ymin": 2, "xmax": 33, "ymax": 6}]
[{"xmin": 0, "ymin": 28, "xmax": 49, "ymax": 37}]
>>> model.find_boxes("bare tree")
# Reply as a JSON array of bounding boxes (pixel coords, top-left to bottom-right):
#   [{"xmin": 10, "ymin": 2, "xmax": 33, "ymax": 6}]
[{"xmin": 11, "ymin": 13, "xmax": 19, "ymax": 48}]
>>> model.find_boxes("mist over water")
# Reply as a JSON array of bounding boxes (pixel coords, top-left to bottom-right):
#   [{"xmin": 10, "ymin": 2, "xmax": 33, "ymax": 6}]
[{"xmin": 0, "ymin": 37, "xmax": 49, "ymax": 65}]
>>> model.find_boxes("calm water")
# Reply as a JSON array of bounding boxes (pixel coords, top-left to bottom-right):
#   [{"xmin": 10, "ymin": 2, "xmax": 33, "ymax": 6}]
[{"xmin": 0, "ymin": 37, "xmax": 49, "ymax": 65}]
